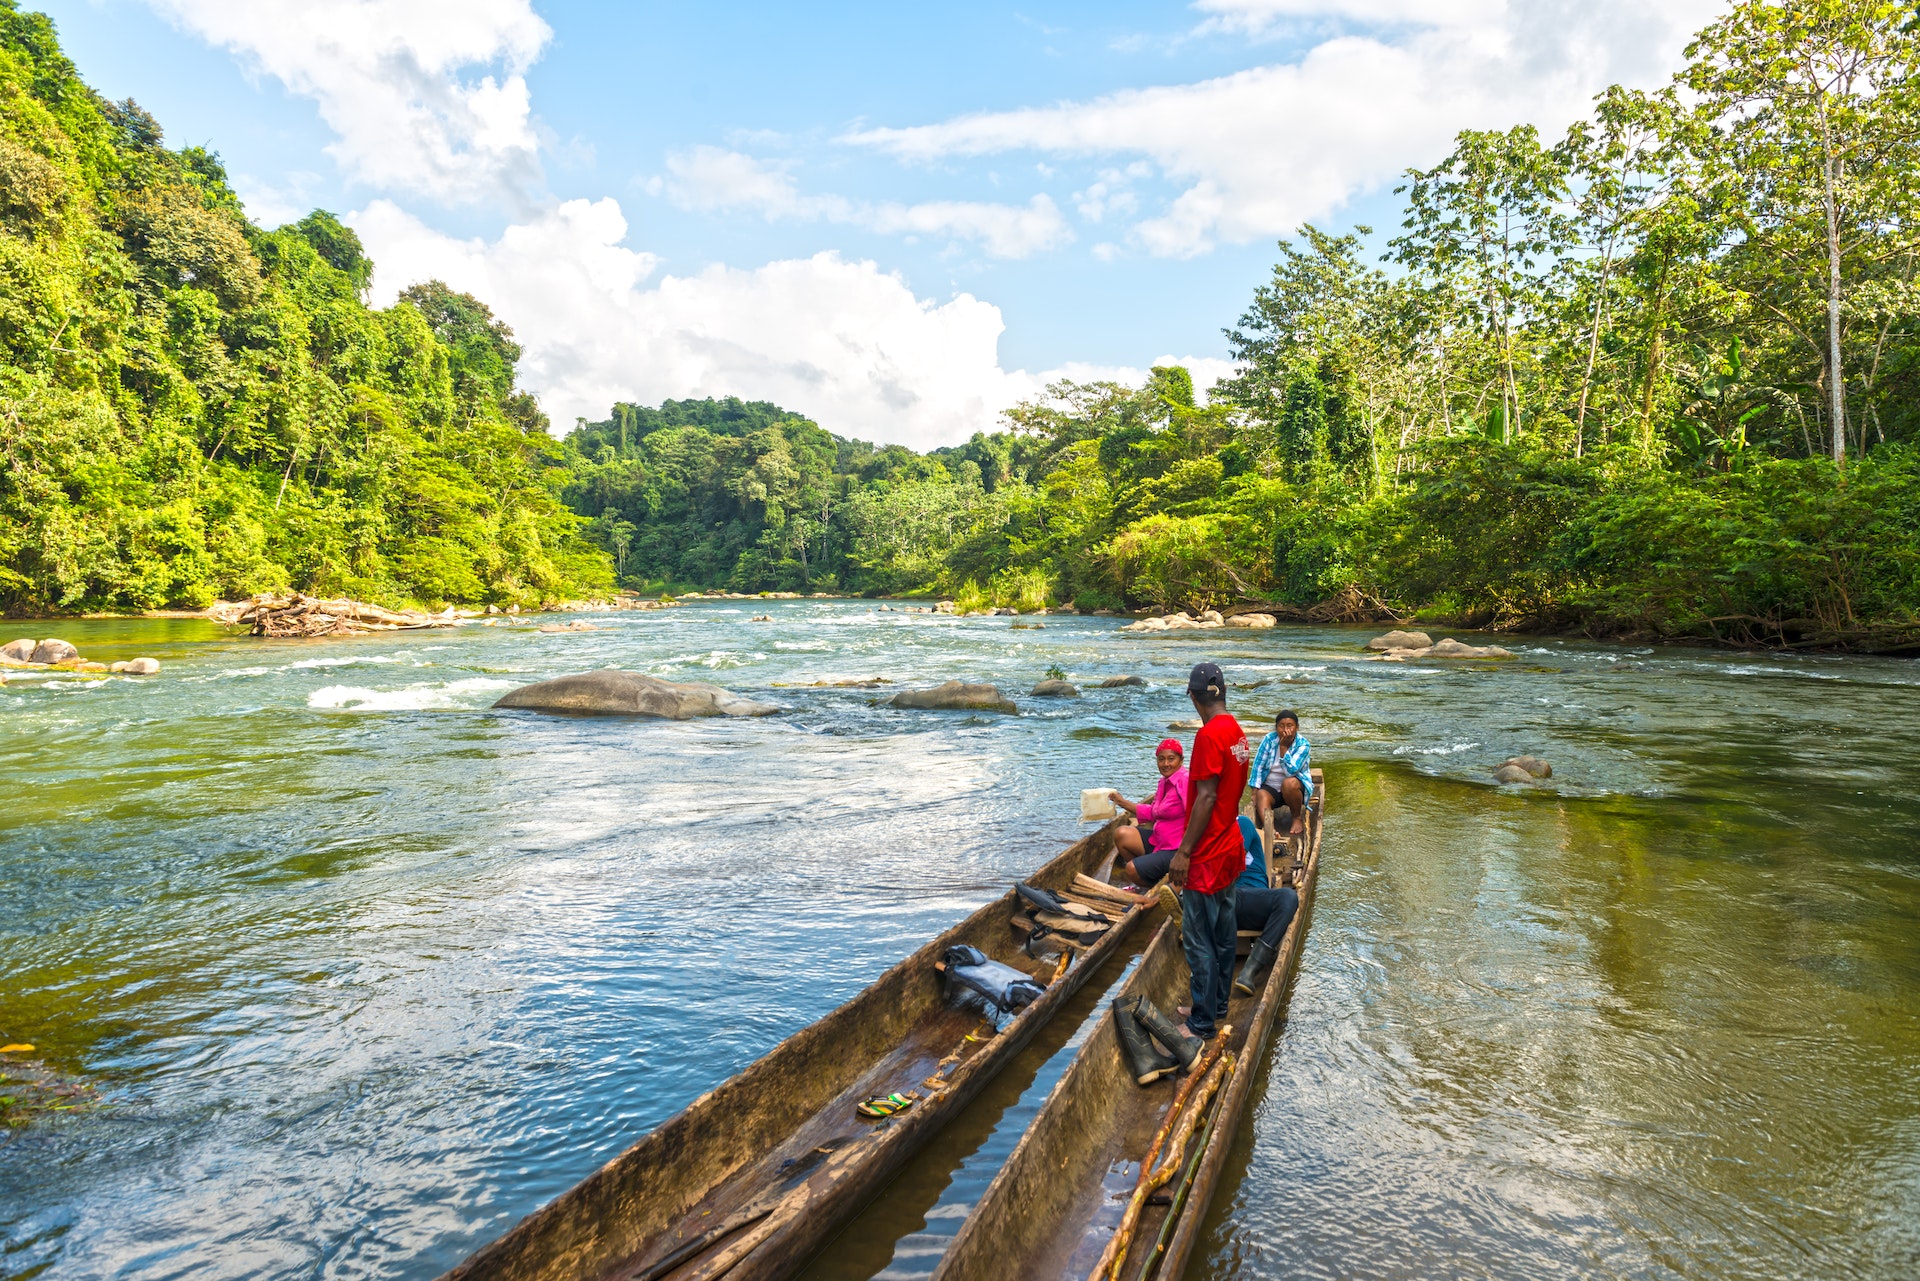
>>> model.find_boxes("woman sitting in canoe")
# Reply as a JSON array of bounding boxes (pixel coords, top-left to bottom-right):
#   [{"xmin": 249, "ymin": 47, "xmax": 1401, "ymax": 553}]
[{"xmin": 1107, "ymin": 738, "xmax": 1189, "ymax": 887}]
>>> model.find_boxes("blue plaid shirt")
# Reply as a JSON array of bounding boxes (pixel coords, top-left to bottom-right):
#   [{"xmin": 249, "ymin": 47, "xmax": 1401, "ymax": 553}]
[{"xmin": 1251, "ymin": 730, "xmax": 1313, "ymax": 799}]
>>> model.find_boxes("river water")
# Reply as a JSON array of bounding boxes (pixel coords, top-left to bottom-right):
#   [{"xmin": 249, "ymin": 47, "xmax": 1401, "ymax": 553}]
[{"xmin": 2, "ymin": 602, "xmax": 1916, "ymax": 1280}]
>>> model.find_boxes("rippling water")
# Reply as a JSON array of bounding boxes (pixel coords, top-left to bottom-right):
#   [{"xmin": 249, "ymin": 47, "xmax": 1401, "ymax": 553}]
[{"xmin": 3, "ymin": 603, "xmax": 1917, "ymax": 1279}]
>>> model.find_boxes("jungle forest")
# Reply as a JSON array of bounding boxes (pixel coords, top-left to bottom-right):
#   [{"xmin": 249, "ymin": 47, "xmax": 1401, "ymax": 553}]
[{"xmin": 5, "ymin": 0, "xmax": 1920, "ymax": 650}]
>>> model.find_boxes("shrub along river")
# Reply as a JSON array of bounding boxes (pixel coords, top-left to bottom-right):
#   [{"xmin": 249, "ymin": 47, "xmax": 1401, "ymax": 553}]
[{"xmin": 2, "ymin": 601, "xmax": 1917, "ymax": 1280}]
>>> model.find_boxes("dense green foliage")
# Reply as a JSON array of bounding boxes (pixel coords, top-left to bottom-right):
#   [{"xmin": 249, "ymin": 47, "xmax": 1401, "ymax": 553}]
[
  {"xmin": 9, "ymin": 0, "xmax": 1918, "ymax": 648},
  {"xmin": 0, "ymin": 3, "xmax": 608, "ymax": 613},
  {"xmin": 558, "ymin": 0, "xmax": 1920, "ymax": 648}
]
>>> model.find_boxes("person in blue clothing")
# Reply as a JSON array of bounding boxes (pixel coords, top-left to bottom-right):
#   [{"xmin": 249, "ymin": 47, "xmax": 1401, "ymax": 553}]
[
  {"xmin": 1249, "ymin": 709, "xmax": 1312, "ymax": 839},
  {"xmin": 1230, "ymin": 815, "xmax": 1298, "ymax": 996}
]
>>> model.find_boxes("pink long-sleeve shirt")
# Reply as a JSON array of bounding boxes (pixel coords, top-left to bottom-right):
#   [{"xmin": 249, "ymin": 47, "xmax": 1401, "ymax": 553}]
[{"xmin": 1135, "ymin": 767, "xmax": 1191, "ymax": 852}]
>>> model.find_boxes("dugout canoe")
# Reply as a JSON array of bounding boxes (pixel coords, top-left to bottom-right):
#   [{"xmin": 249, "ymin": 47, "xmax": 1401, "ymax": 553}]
[
  {"xmin": 929, "ymin": 770, "xmax": 1326, "ymax": 1281},
  {"xmin": 443, "ymin": 819, "xmax": 1156, "ymax": 1281}
]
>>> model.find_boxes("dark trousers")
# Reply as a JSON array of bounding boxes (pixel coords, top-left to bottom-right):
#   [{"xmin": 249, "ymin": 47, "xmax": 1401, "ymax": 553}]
[
  {"xmin": 1180, "ymin": 884, "xmax": 1237, "ymax": 1037},
  {"xmin": 1236, "ymin": 885, "xmax": 1299, "ymax": 949}
]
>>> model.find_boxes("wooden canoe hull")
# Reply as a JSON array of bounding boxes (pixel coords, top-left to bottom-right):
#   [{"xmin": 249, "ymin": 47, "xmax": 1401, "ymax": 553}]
[
  {"xmin": 442, "ymin": 821, "xmax": 1149, "ymax": 1281},
  {"xmin": 929, "ymin": 775, "xmax": 1325, "ymax": 1281}
]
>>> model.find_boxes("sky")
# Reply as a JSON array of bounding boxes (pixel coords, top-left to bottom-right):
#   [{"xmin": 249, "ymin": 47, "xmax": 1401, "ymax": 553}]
[{"xmin": 37, "ymin": 0, "xmax": 1728, "ymax": 448}]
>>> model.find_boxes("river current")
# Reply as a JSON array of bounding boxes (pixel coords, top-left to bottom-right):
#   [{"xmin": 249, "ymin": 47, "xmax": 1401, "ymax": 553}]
[{"xmin": 2, "ymin": 601, "xmax": 1916, "ymax": 1280}]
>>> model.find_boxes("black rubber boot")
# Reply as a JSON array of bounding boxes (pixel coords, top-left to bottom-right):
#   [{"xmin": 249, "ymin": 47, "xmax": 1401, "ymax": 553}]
[
  {"xmin": 1131, "ymin": 996, "xmax": 1202, "ymax": 1071},
  {"xmin": 1112, "ymin": 999, "xmax": 1178, "ymax": 1085},
  {"xmin": 1233, "ymin": 940, "xmax": 1276, "ymax": 997}
]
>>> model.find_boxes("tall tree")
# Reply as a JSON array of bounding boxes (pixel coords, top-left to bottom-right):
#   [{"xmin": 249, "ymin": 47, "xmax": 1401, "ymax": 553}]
[{"xmin": 1685, "ymin": 0, "xmax": 1920, "ymax": 462}]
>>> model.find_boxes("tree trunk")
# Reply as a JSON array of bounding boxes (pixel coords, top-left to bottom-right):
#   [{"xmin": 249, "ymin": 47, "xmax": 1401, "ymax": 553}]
[
  {"xmin": 1818, "ymin": 102, "xmax": 1847, "ymax": 464},
  {"xmin": 1574, "ymin": 232, "xmax": 1617, "ymax": 460}
]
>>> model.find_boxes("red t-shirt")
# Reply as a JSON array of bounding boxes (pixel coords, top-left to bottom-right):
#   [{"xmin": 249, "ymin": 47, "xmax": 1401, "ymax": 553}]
[{"xmin": 1185, "ymin": 713, "xmax": 1250, "ymax": 895}]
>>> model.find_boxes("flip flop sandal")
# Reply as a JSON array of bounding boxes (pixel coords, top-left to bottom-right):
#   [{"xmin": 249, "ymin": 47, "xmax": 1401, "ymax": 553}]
[{"xmin": 855, "ymin": 1091, "xmax": 920, "ymax": 1119}]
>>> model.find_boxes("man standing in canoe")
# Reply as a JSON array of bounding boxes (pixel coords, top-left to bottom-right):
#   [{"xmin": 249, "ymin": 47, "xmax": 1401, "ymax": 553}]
[{"xmin": 1166, "ymin": 661, "xmax": 1251, "ymax": 1043}]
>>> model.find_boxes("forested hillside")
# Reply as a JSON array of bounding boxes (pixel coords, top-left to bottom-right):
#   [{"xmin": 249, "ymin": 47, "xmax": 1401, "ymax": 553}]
[
  {"xmin": 0, "ymin": 3, "xmax": 610, "ymax": 613},
  {"xmin": 7, "ymin": 0, "xmax": 1919, "ymax": 650},
  {"xmin": 561, "ymin": 1, "xmax": 1920, "ymax": 650}
]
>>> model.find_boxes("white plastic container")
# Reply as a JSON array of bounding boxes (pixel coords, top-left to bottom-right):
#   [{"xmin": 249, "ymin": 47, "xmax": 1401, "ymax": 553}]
[{"xmin": 1081, "ymin": 788, "xmax": 1117, "ymax": 822}]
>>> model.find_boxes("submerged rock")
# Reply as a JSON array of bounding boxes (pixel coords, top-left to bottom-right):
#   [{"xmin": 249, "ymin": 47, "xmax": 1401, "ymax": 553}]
[
  {"xmin": 30, "ymin": 639, "xmax": 77, "ymax": 665},
  {"xmin": 1099, "ymin": 675, "xmax": 1147, "ymax": 687},
  {"xmin": 1366, "ymin": 630, "xmax": 1432, "ymax": 652},
  {"xmin": 1503, "ymin": 755, "xmax": 1552, "ymax": 778},
  {"xmin": 1491, "ymin": 763, "xmax": 1534, "ymax": 785},
  {"xmin": 1029, "ymin": 679, "xmax": 1079, "ymax": 697},
  {"xmin": 890, "ymin": 680, "xmax": 1017, "ymax": 713},
  {"xmin": 494, "ymin": 670, "xmax": 779, "ymax": 719}
]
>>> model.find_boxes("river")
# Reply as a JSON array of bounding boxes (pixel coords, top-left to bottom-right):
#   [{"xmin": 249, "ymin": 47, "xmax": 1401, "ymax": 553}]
[{"xmin": 2, "ymin": 602, "xmax": 1916, "ymax": 1280}]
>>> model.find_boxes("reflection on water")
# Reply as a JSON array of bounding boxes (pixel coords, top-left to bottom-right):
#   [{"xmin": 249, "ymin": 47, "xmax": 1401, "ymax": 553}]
[
  {"xmin": 1193, "ymin": 762, "xmax": 1920, "ymax": 1281},
  {"xmin": 2, "ymin": 604, "xmax": 1917, "ymax": 1279}
]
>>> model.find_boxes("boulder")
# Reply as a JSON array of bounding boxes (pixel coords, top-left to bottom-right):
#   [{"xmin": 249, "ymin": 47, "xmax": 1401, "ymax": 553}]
[
  {"xmin": 2, "ymin": 638, "xmax": 35, "ymax": 662},
  {"xmin": 30, "ymin": 639, "xmax": 77, "ymax": 665},
  {"xmin": 889, "ymin": 680, "xmax": 1017, "ymax": 714},
  {"xmin": 934, "ymin": 600, "xmax": 955, "ymax": 614},
  {"xmin": 1423, "ymin": 637, "xmax": 1515, "ymax": 660},
  {"xmin": 1121, "ymin": 616, "xmax": 1170, "ymax": 632},
  {"xmin": 493, "ymin": 670, "xmax": 780, "ymax": 719},
  {"xmin": 1367, "ymin": 630, "xmax": 1432, "ymax": 652},
  {"xmin": 115, "ymin": 657, "xmax": 161, "ymax": 675},
  {"xmin": 1503, "ymin": 755, "xmax": 1552, "ymax": 778},
  {"xmin": 1029, "ymin": 679, "xmax": 1079, "ymax": 697},
  {"xmin": 749, "ymin": 614, "xmax": 773, "ymax": 622},
  {"xmin": 993, "ymin": 607, "xmax": 1018, "ymax": 616},
  {"xmin": 1099, "ymin": 675, "xmax": 1147, "ymax": 687},
  {"xmin": 1197, "ymin": 608, "xmax": 1225, "ymax": 625},
  {"xmin": 1491, "ymin": 763, "xmax": 1535, "ymax": 785},
  {"xmin": 1227, "ymin": 613, "xmax": 1277, "ymax": 629}
]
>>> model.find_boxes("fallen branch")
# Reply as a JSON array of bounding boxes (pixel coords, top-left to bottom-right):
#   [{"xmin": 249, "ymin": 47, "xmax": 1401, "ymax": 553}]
[{"xmin": 206, "ymin": 593, "xmax": 465, "ymax": 638}]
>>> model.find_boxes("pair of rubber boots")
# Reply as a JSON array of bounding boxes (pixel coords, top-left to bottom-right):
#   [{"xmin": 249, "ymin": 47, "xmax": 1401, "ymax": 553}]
[{"xmin": 1112, "ymin": 996, "xmax": 1201, "ymax": 1085}]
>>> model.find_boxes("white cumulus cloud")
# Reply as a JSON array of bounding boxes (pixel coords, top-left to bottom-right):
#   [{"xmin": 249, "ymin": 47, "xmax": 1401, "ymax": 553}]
[
  {"xmin": 144, "ymin": 0, "xmax": 551, "ymax": 206},
  {"xmin": 353, "ymin": 198, "xmax": 1181, "ymax": 448},
  {"xmin": 658, "ymin": 146, "xmax": 1070, "ymax": 260},
  {"xmin": 849, "ymin": 0, "xmax": 1726, "ymax": 256}
]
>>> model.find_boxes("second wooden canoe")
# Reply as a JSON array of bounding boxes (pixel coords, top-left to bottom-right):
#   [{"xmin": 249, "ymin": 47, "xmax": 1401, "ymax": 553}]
[{"xmin": 930, "ymin": 770, "xmax": 1326, "ymax": 1281}]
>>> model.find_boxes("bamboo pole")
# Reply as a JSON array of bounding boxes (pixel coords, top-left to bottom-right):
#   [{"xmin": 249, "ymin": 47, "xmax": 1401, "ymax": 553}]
[{"xmin": 1085, "ymin": 1027, "xmax": 1233, "ymax": 1281}]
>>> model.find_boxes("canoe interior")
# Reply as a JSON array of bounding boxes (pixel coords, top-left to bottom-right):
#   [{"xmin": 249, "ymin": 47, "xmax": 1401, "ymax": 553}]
[
  {"xmin": 443, "ymin": 819, "xmax": 1147, "ymax": 1281},
  {"xmin": 929, "ymin": 774, "xmax": 1325, "ymax": 1281}
]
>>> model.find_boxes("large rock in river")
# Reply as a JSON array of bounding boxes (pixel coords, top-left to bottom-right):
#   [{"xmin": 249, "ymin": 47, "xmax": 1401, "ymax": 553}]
[
  {"xmin": 30, "ymin": 638, "xmax": 77, "ymax": 665},
  {"xmin": 890, "ymin": 680, "xmax": 1017, "ymax": 713},
  {"xmin": 1099, "ymin": 675, "xmax": 1147, "ymax": 687},
  {"xmin": 494, "ymin": 670, "xmax": 779, "ymax": 719},
  {"xmin": 2, "ymin": 638, "xmax": 35, "ymax": 662},
  {"xmin": 1366, "ymin": 630, "xmax": 1432, "ymax": 652},
  {"xmin": 1029, "ymin": 679, "xmax": 1079, "ymax": 697}
]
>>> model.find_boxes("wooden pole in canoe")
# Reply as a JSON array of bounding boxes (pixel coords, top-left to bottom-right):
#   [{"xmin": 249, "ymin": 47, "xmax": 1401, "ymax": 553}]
[
  {"xmin": 1094, "ymin": 1052, "xmax": 1234, "ymax": 1281},
  {"xmin": 1085, "ymin": 1027, "xmax": 1232, "ymax": 1281},
  {"xmin": 1135, "ymin": 1072, "xmax": 1232, "ymax": 1281}
]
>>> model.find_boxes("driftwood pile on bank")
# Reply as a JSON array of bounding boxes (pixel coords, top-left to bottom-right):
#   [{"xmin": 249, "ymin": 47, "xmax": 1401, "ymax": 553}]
[{"xmin": 207, "ymin": 594, "xmax": 464, "ymax": 638}]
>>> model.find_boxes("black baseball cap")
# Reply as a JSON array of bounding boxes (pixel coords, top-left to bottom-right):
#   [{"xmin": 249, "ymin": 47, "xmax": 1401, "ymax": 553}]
[{"xmin": 1187, "ymin": 661, "xmax": 1226, "ymax": 699}]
